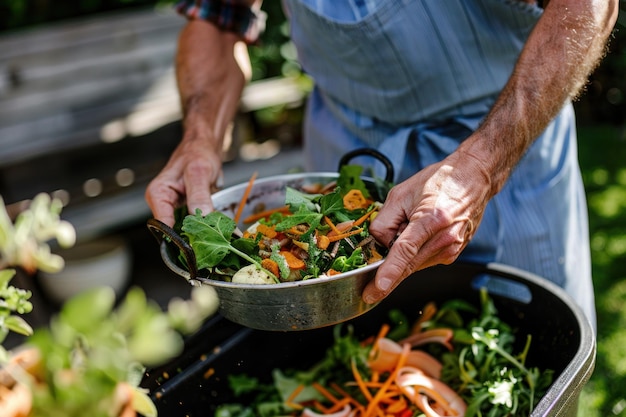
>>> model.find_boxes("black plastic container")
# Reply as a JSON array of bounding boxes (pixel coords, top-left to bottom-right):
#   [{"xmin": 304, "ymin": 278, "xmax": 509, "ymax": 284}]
[{"xmin": 141, "ymin": 262, "xmax": 595, "ymax": 417}]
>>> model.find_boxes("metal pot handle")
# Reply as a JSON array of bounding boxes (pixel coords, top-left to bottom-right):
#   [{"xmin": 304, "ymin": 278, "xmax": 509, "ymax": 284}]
[
  {"xmin": 146, "ymin": 218, "xmax": 199, "ymax": 279},
  {"xmin": 338, "ymin": 148, "xmax": 394, "ymax": 183}
]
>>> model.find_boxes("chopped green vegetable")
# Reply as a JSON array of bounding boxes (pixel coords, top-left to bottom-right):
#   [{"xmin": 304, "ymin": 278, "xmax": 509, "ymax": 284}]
[
  {"xmin": 337, "ymin": 165, "xmax": 370, "ymax": 199},
  {"xmin": 182, "ymin": 210, "xmax": 278, "ymax": 282},
  {"xmin": 330, "ymin": 247, "xmax": 366, "ymax": 272}
]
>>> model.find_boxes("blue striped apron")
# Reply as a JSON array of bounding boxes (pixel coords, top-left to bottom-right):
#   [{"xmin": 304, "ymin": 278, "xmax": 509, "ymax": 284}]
[{"xmin": 282, "ymin": 0, "xmax": 595, "ymax": 326}]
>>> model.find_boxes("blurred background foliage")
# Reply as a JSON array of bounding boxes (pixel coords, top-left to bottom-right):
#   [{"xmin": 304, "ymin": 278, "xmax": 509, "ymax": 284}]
[{"xmin": 1, "ymin": 0, "xmax": 626, "ymax": 415}]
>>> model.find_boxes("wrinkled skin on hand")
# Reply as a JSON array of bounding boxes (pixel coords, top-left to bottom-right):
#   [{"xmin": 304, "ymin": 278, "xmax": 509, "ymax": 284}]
[
  {"xmin": 364, "ymin": 151, "xmax": 492, "ymax": 304},
  {"xmin": 145, "ymin": 132, "xmax": 223, "ymax": 227}
]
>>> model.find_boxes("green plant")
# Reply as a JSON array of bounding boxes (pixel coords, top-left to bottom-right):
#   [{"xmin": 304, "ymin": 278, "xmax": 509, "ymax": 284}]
[
  {"xmin": 22, "ymin": 284, "xmax": 218, "ymax": 417},
  {"xmin": 0, "ymin": 193, "xmax": 76, "ymax": 361},
  {"xmin": 0, "ymin": 193, "xmax": 220, "ymax": 416},
  {"xmin": 0, "ymin": 269, "xmax": 33, "ymax": 362}
]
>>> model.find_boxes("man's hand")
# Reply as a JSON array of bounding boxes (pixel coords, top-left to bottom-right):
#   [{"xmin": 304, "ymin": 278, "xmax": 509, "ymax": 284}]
[
  {"xmin": 145, "ymin": 130, "xmax": 223, "ymax": 227},
  {"xmin": 364, "ymin": 151, "xmax": 492, "ymax": 304},
  {"xmin": 145, "ymin": 19, "xmax": 250, "ymax": 226},
  {"xmin": 362, "ymin": 0, "xmax": 619, "ymax": 305}
]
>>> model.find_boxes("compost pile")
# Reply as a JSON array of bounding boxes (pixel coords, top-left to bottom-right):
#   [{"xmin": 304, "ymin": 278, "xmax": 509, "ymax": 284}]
[{"xmin": 215, "ymin": 289, "xmax": 554, "ymax": 417}]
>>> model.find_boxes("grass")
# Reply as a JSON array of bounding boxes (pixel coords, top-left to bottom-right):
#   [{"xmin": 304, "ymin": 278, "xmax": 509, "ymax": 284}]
[{"xmin": 577, "ymin": 123, "xmax": 626, "ymax": 416}]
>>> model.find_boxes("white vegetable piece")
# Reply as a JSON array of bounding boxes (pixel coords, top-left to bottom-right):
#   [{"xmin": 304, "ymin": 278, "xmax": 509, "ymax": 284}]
[{"xmin": 232, "ymin": 264, "xmax": 274, "ymax": 285}]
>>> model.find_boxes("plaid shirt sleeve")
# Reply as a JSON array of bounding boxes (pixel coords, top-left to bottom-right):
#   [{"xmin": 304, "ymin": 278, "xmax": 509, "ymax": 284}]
[{"xmin": 175, "ymin": 0, "xmax": 267, "ymax": 44}]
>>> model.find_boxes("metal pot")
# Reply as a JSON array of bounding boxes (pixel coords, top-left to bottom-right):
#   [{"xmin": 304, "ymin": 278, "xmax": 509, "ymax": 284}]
[{"xmin": 148, "ymin": 149, "xmax": 394, "ymax": 331}]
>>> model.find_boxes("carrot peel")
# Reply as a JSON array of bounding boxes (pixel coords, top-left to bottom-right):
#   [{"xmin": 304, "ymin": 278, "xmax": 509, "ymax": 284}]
[{"xmin": 234, "ymin": 171, "xmax": 258, "ymax": 224}]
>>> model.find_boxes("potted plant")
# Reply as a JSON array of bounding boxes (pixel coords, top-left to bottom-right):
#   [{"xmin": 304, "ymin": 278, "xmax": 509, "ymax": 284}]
[{"xmin": 0, "ymin": 194, "xmax": 219, "ymax": 417}]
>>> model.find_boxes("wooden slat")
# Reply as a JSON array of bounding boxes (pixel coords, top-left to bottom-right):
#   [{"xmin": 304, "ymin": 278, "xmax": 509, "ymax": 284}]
[{"xmin": 0, "ymin": 7, "xmax": 307, "ymax": 168}]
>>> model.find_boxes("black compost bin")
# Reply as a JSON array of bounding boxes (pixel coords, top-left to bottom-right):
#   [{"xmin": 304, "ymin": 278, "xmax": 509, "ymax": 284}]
[{"xmin": 141, "ymin": 262, "xmax": 595, "ymax": 417}]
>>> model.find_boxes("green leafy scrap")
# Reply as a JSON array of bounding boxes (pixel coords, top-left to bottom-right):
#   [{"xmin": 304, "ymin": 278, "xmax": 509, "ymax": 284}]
[
  {"xmin": 284, "ymin": 187, "xmax": 319, "ymax": 212},
  {"xmin": 330, "ymin": 247, "xmax": 366, "ymax": 272},
  {"xmin": 273, "ymin": 205, "xmax": 322, "ymax": 234},
  {"xmin": 182, "ymin": 210, "xmax": 262, "ymax": 271},
  {"xmin": 337, "ymin": 165, "xmax": 370, "ymax": 199}
]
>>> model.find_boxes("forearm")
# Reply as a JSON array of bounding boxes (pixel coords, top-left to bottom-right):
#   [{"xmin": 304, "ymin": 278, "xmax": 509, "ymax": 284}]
[
  {"xmin": 175, "ymin": 19, "xmax": 249, "ymax": 154},
  {"xmin": 458, "ymin": 0, "xmax": 619, "ymax": 195}
]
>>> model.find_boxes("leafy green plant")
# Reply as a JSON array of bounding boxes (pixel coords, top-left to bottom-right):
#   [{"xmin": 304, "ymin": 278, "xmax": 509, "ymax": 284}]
[
  {"xmin": 0, "ymin": 193, "xmax": 76, "ymax": 362},
  {"xmin": 22, "ymin": 284, "xmax": 218, "ymax": 417},
  {"xmin": 0, "ymin": 193, "xmax": 220, "ymax": 416},
  {"xmin": 0, "ymin": 193, "xmax": 75, "ymax": 275},
  {"xmin": 0, "ymin": 269, "xmax": 33, "ymax": 362}
]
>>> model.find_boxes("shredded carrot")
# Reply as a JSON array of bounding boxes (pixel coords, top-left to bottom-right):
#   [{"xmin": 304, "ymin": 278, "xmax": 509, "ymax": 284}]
[
  {"xmin": 371, "ymin": 371, "xmax": 380, "ymax": 384},
  {"xmin": 311, "ymin": 400, "xmax": 331, "ymax": 414},
  {"xmin": 234, "ymin": 171, "xmax": 258, "ymax": 224},
  {"xmin": 328, "ymin": 227, "xmax": 364, "ymax": 242},
  {"xmin": 364, "ymin": 343, "xmax": 411, "ymax": 417},
  {"xmin": 324, "ymin": 216, "xmax": 342, "ymax": 235},
  {"xmin": 256, "ymin": 223, "xmax": 277, "ymax": 238},
  {"xmin": 285, "ymin": 384, "xmax": 305, "ymax": 410},
  {"xmin": 351, "ymin": 358, "xmax": 374, "ymax": 402},
  {"xmin": 384, "ymin": 394, "xmax": 408, "ymax": 413},
  {"xmin": 343, "ymin": 189, "xmax": 369, "ymax": 210},
  {"xmin": 412, "ymin": 302, "xmax": 438, "ymax": 333},
  {"xmin": 280, "ymin": 250, "xmax": 306, "ymax": 270},
  {"xmin": 242, "ymin": 205, "xmax": 291, "ymax": 224},
  {"xmin": 261, "ymin": 258, "xmax": 280, "ymax": 277},
  {"xmin": 326, "ymin": 269, "xmax": 342, "ymax": 276},
  {"xmin": 312, "ymin": 382, "xmax": 340, "ymax": 404},
  {"xmin": 376, "ymin": 324, "xmax": 391, "ymax": 344},
  {"xmin": 368, "ymin": 323, "xmax": 391, "ymax": 363},
  {"xmin": 354, "ymin": 208, "xmax": 377, "ymax": 228},
  {"xmin": 327, "ymin": 397, "xmax": 352, "ymax": 413},
  {"xmin": 330, "ymin": 382, "xmax": 364, "ymax": 410},
  {"xmin": 367, "ymin": 247, "xmax": 384, "ymax": 264}
]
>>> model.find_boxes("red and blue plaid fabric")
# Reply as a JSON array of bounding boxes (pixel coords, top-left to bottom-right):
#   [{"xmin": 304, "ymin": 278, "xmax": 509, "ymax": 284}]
[{"xmin": 175, "ymin": 0, "xmax": 266, "ymax": 44}]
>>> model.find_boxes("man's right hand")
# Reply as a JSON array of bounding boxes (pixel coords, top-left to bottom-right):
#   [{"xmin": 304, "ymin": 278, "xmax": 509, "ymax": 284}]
[
  {"xmin": 145, "ymin": 130, "xmax": 223, "ymax": 227},
  {"xmin": 145, "ymin": 19, "xmax": 250, "ymax": 226}
]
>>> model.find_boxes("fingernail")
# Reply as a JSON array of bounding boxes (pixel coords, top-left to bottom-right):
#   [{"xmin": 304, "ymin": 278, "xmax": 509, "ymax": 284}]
[
  {"xmin": 363, "ymin": 277, "xmax": 392, "ymax": 304},
  {"xmin": 377, "ymin": 276, "xmax": 393, "ymax": 292}
]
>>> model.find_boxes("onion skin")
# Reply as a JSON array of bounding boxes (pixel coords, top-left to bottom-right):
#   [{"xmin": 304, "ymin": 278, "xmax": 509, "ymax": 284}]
[
  {"xmin": 368, "ymin": 338, "xmax": 443, "ymax": 379},
  {"xmin": 396, "ymin": 367, "xmax": 467, "ymax": 417}
]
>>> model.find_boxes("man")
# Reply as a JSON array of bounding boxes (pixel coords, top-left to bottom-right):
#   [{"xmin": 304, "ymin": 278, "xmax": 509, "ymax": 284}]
[{"xmin": 146, "ymin": 0, "xmax": 619, "ymax": 326}]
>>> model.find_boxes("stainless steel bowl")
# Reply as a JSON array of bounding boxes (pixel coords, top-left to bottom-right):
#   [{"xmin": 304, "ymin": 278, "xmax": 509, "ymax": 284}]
[{"xmin": 149, "ymin": 160, "xmax": 392, "ymax": 331}]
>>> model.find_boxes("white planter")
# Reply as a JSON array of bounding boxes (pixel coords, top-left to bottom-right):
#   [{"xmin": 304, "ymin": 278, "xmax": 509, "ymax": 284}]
[{"xmin": 38, "ymin": 235, "xmax": 132, "ymax": 304}]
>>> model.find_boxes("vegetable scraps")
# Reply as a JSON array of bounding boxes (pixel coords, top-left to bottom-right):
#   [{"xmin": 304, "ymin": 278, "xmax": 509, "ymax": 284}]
[
  {"xmin": 216, "ymin": 289, "xmax": 554, "ymax": 417},
  {"xmin": 179, "ymin": 165, "xmax": 389, "ymax": 283}
]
